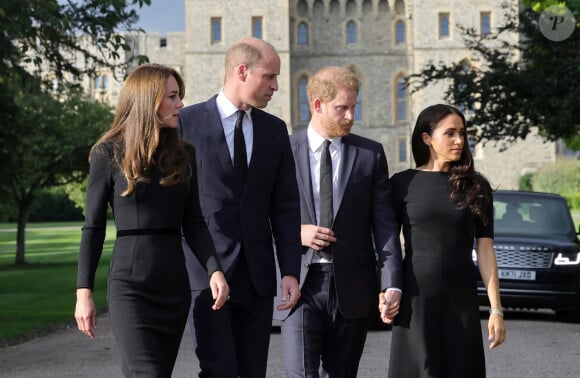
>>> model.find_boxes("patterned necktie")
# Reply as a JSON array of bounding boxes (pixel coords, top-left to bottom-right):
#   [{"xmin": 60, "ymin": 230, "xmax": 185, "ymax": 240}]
[
  {"xmin": 319, "ymin": 139, "xmax": 333, "ymax": 227},
  {"xmin": 318, "ymin": 140, "xmax": 333, "ymax": 260}
]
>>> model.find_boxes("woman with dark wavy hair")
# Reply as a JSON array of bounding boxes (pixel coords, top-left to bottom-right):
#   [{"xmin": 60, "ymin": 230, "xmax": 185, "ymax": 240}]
[
  {"xmin": 387, "ymin": 104, "xmax": 505, "ymax": 377},
  {"xmin": 74, "ymin": 64, "xmax": 229, "ymax": 377}
]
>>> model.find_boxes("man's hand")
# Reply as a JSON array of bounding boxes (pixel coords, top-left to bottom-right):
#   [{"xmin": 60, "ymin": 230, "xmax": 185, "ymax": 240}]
[
  {"xmin": 378, "ymin": 289, "xmax": 401, "ymax": 324},
  {"xmin": 209, "ymin": 271, "xmax": 230, "ymax": 310},
  {"xmin": 277, "ymin": 275, "xmax": 301, "ymax": 311},
  {"xmin": 301, "ymin": 224, "xmax": 336, "ymax": 250}
]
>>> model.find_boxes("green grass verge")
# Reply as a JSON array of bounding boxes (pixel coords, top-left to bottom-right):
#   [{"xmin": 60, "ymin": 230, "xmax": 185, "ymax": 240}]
[
  {"xmin": 0, "ymin": 212, "xmax": 578, "ymax": 346},
  {"xmin": 572, "ymin": 210, "xmax": 580, "ymax": 233},
  {"xmin": 0, "ymin": 222, "xmax": 115, "ymax": 346}
]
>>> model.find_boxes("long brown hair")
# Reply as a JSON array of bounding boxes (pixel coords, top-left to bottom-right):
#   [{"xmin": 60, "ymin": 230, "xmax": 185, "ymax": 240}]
[
  {"xmin": 91, "ymin": 64, "xmax": 189, "ymax": 196},
  {"xmin": 411, "ymin": 104, "xmax": 492, "ymax": 225}
]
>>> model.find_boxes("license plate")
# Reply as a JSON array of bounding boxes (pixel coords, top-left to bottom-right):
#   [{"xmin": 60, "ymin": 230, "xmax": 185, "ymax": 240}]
[{"xmin": 499, "ymin": 269, "xmax": 536, "ymax": 281}]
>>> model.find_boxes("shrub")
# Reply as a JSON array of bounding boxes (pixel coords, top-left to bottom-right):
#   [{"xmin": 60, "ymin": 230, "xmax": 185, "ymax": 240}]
[
  {"xmin": 0, "ymin": 201, "xmax": 17, "ymax": 222},
  {"xmin": 28, "ymin": 188, "xmax": 84, "ymax": 222},
  {"xmin": 518, "ymin": 173, "xmax": 534, "ymax": 191},
  {"xmin": 561, "ymin": 192, "xmax": 580, "ymax": 210},
  {"xmin": 532, "ymin": 160, "xmax": 580, "ymax": 194}
]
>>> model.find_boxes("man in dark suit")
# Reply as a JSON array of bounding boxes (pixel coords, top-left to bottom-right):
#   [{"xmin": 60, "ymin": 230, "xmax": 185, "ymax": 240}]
[
  {"xmin": 276, "ymin": 67, "xmax": 403, "ymax": 377},
  {"xmin": 178, "ymin": 37, "xmax": 302, "ymax": 377}
]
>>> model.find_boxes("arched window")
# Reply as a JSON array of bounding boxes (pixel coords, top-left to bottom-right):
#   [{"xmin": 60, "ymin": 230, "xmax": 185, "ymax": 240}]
[
  {"xmin": 355, "ymin": 90, "xmax": 362, "ymax": 121},
  {"xmin": 439, "ymin": 13, "xmax": 450, "ymax": 38},
  {"xmin": 298, "ymin": 22, "xmax": 309, "ymax": 45},
  {"xmin": 349, "ymin": 67, "xmax": 363, "ymax": 121},
  {"xmin": 398, "ymin": 138, "xmax": 407, "ymax": 162},
  {"xmin": 480, "ymin": 12, "xmax": 491, "ymax": 36},
  {"xmin": 211, "ymin": 17, "xmax": 222, "ymax": 43},
  {"xmin": 395, "ymin": 20, "xmax": 406, "ymax": 44},
  {"xmin": 347, "ymin": 21, "xmax": 357, "ymax": 44},
  {"xmin": 94, "ymin": 74, "xmax": 109, "ymax": 91},
  {"xmin": 299, "ymin": 77, "xmax": 309, "ymax": 122},
  {"xmin": 252, "ymin": 17, "xmax": 263, "ymax": 39},
  {"xmin": 395, "ymin": 77, "xmax": 407, "ymax": 121}
]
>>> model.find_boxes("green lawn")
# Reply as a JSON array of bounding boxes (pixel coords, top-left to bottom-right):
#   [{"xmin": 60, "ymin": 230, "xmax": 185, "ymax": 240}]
[
  {"xmin": 0, "ymin": 211, "xmax": 579, "ymax": 346},
  {"xmin": 0, "ymin": 222, "xmax": 115, "ymax": 346}
]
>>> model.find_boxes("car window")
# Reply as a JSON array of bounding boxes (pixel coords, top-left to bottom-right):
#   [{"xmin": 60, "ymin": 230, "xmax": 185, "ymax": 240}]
[{"xmin": 494, "ymin": 194, "xmax": 575, "ymax": 238}]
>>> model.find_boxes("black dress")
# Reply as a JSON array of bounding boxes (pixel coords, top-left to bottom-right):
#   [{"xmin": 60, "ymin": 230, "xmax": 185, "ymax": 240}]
[
  {"xmin": 77, "ymin": 141, "xmax": 220, "ymax": 377},
  {"xmin": 387, "ymin": 169, "xmax": 493, "ymax": 378}
]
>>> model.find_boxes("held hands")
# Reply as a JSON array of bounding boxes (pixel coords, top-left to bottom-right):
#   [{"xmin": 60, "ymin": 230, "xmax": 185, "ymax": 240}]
[
  {"xmin": 75, "ymin": 288, "xmax": 97, "ymax": 338},
  {"xmin": 277, "ymin": 275, "xmax": 301, "ymax": 311},
  {"xmin": 301, "ymin": 224, "xmax": 336, "ymax": 250},
  {"xmin": 209, "ymin": 271, "xmax": 230, "ymax": 310},
  {"xmin": 378, "ymin": 290, "xmax": 401, "ymax": 324},
  {"xmin": 488, "ymin": 311, "xmax": 506, "ymax": 349}
]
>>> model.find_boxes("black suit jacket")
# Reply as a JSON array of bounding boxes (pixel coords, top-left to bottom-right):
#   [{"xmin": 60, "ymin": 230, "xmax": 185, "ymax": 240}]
[
  {"xmin": 178, "ymin": 95, "xmax": 301, "ymax": 297},
  {"xmin": 276, "ymin": 129, "xmax": 402, "ymax": 319}
]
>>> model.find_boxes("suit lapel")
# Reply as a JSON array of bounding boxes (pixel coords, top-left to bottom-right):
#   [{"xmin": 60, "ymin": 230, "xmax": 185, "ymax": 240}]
[
  {"xmin": 206, "ymin": 99, "xmax": 234, "ymax": 174},
  {"xmin": 293, "ymin": 132, "xmax": 317, "ymax": 224},
  {"xmin": 336, "ymin": 135, "xmax": 357, "ymax": 213}
]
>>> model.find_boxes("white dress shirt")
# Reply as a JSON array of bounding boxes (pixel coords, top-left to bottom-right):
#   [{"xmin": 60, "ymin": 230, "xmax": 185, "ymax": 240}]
[
  {"xmin": 307, "ymin": 126, "xmax": 342, "ymax": 263},
  {"xmin": 216, "ymin": 91, "xmax": 253, "ymax": 165}
]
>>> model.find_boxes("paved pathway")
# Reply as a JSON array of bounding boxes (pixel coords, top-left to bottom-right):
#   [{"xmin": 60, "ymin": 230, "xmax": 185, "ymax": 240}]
[{"xmin": 0, "ymin": 314, "xmax": 389, "ymax": 377}]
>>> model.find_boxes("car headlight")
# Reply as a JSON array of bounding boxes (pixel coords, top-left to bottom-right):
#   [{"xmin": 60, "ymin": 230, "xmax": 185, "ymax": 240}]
[{"xmin": 554, "ymin": 252, "xmax": 580, "ymax": 266}]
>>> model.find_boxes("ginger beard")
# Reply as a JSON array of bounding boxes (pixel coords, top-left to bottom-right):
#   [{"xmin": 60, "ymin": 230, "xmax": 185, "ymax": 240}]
[{"xmin": 320, "ymin": 114, "xmax": 353, "ymax": 138}]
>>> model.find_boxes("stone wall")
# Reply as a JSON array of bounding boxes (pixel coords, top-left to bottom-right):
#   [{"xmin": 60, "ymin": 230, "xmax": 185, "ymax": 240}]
[{"xmin": 107, "ymin": 0, "xmax": 557, "ymax": 189}]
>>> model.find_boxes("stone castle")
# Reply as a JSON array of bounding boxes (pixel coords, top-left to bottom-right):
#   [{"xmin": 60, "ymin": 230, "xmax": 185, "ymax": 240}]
[{"xmin": 93, "ymin": 0, "xmax": 563, "ymax": 189}]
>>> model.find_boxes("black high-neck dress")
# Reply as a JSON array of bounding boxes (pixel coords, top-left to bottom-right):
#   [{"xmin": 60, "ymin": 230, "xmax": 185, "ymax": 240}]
[
  {"xmin": 77, "ymin": 141, "xmax": 220, "ymax": 377},
  {"xmin": 388, "ymin": 169, "xmax": 493, "ymax": 378}
]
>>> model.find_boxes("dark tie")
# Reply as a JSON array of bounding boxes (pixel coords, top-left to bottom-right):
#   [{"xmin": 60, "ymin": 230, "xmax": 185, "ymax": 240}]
[
  {"xmin": 234, "ymin": 110, "xmax": 248, "ymax": 185},
  {"xmin": 318, "ymin": 140, "xmax": 333, "ymax": 260}
]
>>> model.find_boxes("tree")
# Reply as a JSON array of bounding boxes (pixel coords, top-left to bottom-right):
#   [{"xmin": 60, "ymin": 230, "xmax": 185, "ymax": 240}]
[
  {"xmin": 2, "ymin": 76, "xmax": 113, "ymax": 264},
  {"xmin": 0, "ymin": 0, "xmax": 150, "ymax": 82},
  {"xmin": 408, "ymin": 2, "xmax": 579, "ymax": 148},
  {"xmin": 0, "ymin": 1, "xmax": 151, "ymax": 264}
]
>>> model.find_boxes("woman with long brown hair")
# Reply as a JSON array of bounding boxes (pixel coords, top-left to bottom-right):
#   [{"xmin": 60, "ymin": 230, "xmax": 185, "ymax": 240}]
[
  {"xmin": 387, "ymin": 104, "xmax": 505, "ymax": 377},
  {"xmin": 74, "ymin": 64, "xmax": 228, "ymax": 377}
]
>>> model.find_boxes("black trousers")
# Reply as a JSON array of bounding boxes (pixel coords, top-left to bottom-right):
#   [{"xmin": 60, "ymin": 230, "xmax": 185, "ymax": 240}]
[
  {"xmin": 281, "ymin": 265, "xmax": 369, "ymax": 378},
  {"xmin": 191, "ymin": 256, "xmax": 274, "ymax": 378}
]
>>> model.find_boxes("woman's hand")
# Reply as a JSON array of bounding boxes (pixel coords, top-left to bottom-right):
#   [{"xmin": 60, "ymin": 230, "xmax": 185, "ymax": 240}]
[
  {"xmin": 488, "ymin": 312, "xmax": 506, "ymax": 349},
  {"xmin": 75, "ymin": 288, "xmax": 96, "ymax": 338},
  {"xmin": 209, "ymin": 271, "xmax": 230, "ymax": 310}
]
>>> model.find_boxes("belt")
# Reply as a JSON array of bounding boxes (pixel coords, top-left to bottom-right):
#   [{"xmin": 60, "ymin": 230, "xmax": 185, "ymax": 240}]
[
  {"xmin": 116, "ymin": 228, "xmax": 181, "ymax": 237},
  {"xmin": 308, "ymin": 263, "xmax": 334, "ymax": 273}
]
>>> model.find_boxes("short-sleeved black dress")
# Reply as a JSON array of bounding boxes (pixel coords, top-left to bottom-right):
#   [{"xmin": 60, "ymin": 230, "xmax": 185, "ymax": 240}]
[
  {"xmin": 387, "ymin": 169, "xmax": 493, "ymax": 378},
  {"xmin": 77, "ymin": 141, "xmax": 219, "ymax": 377}
]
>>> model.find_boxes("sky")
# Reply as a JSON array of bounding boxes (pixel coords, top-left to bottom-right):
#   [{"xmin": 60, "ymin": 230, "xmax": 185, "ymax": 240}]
[{"xmin": 133, "ymin": 0, "xmax": 185, "ymax": 35}]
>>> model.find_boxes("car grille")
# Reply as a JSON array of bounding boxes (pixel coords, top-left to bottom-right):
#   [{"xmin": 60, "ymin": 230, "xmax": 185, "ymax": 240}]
[{"xmin": 495, "ymin": 249, "xmax": 553, "ymax": 269}]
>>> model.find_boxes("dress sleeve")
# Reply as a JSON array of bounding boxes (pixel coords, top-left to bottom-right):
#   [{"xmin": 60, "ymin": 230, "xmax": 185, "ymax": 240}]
[
  {"xmin": 182, "ymin": 144, "xmax": 222, "ymax": 276},
  {"xmin": 76, "ymin": 144, "xmax": 113, "ymax": 290}
]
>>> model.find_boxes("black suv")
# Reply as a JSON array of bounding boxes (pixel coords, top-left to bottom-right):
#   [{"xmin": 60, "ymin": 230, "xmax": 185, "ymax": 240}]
[{"xmin": 474, "ymin": 190, "xmax": 580, "ymax": 321}]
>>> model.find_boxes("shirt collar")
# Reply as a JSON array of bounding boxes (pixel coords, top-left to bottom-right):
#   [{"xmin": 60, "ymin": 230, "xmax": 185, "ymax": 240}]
[
  {"xmin": 307, "ymin": 124, "xmax": 342, "ymax": 153},
  {"xmin": 216, "ymin": 90, "xmax": 251, "ymax": 120}
]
